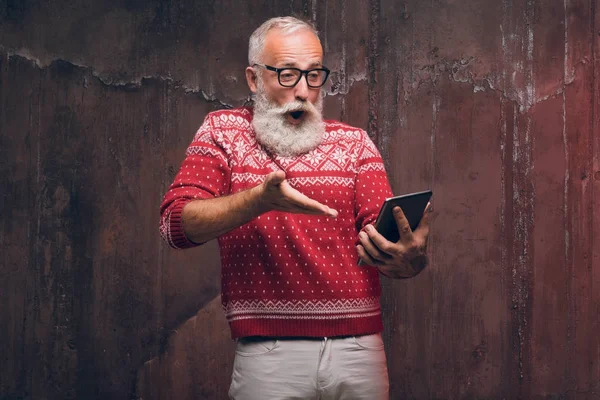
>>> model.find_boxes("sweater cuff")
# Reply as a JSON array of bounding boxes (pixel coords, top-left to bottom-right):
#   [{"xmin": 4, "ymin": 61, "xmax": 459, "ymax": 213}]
[{"xmin": 166, "ymin": 200, "xmax": 200, "ymax": 249}]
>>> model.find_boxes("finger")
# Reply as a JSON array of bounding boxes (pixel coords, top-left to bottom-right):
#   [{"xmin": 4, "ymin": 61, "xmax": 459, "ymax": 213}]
[
  {"xmin": 326, "ymin": 208, "xmax": 339, "ymax": 218},
  {"xmin": 356, "ymin": 244, "xmax": 381, "ymax": 266},
  {"xmin": 363, "ymin": 223, "xmax": 405, "ymax": 258},
  {"xmin": 282, "ymin": 202, "xmax": 338, "ymax": 217},
  {"xmin": 287, "ymin": 192, "xmax": 338, "ymax": 217},
  {"xmin": 392, "ymin": 206, "xmax": 414, "ymax": 244},
  {"xmin": 414, "ymin": 202, "xmax": 431, "ymax": 236},
  {"xmin": 263, "ymin": 173, "xmax": 337, "ymax": 217},
  {"xmin": 300, "ymin": 203, "xmax": 338, "ymax": 218},
  {"xmin": 281, "ymin": 182, "xmax": 338, "ymax": 218},
  {"xmin": 358, "ymin": 230, "xmax": 392, "ymax": 263}
]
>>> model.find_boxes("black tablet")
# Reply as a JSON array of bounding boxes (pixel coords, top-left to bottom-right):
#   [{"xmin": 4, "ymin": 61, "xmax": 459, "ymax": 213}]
[{"xmin": 358, "ymin": 189, "xmax": 432, "ymax": 265}]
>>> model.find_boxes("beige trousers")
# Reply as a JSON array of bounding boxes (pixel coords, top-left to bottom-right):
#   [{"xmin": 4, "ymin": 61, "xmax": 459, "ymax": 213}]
[{"xmin": 228, "ymin": 333, "xmax": 389, "ymax": 400}]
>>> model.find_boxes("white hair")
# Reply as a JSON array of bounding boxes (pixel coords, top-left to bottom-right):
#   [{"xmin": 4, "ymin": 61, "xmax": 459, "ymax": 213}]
[{"xmin": 248, "ymin": 16, "xmax": 319, "ymax": 65}]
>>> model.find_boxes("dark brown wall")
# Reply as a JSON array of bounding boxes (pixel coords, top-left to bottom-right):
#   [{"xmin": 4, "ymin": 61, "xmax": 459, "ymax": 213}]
[{"xmin": 1, "ymin": 1, "xmax": 598, "ymax": 399}]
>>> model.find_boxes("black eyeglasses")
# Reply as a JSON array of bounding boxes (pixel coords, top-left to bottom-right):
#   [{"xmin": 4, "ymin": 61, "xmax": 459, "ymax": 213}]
[{"xmin": 253, "ymin": 64, "xmax": 330, "ymax": 88}]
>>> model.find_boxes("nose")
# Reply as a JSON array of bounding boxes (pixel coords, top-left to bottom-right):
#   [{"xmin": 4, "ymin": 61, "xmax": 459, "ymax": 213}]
[{"xmin": 294, "ymin": 74, "xmax": 310, "ymax": 101}]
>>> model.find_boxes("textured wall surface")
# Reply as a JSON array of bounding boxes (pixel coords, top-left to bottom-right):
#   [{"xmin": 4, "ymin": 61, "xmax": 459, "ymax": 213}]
[{"xmin": 1, "ymin": 1, "xmax": 598, "ymax": 399}]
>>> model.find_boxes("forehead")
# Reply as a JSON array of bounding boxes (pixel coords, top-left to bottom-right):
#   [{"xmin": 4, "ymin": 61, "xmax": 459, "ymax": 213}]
[{"xmin": 262, "ymin": 28, "xmax": 323, "ymax": 66}]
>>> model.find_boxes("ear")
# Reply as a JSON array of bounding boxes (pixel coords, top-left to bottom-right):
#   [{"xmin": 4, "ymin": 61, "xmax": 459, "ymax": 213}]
[{"xmin": 245, "ymin": 66, "xmax": 258, "ymax": 94}]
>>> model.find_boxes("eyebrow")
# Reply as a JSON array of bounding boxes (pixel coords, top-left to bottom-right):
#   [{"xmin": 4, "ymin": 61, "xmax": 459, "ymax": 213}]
[{"xmin": 279, "ymin": 61, "xmax": 323, "ymax": 68}]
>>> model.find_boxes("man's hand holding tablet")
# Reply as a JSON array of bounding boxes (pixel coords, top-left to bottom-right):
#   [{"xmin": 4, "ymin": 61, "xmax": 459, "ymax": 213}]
[{"xmin": 357, "ymin": 190, "xmax": 432, "ymax": 279}]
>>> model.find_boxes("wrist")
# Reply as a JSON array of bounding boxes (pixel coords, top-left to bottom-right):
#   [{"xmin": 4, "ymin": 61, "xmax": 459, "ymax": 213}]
[{"xmin": 249, "ymin": 183, "xmax": 270, "ymax": 216}]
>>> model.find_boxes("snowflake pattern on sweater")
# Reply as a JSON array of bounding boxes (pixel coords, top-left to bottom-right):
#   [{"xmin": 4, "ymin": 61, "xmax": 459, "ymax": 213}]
[{"xmin": 160, "ymin": 107, "xmax": 393, "ymax": 338}]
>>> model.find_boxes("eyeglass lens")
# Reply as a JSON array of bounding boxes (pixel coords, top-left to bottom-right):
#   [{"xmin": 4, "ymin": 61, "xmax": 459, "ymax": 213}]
[{"xmin": 279, "ymin": 69, "xmax": 327, "ymax": 87}]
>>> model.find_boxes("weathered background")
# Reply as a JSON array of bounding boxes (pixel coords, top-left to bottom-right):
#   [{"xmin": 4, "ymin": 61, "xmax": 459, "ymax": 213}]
[{"xmin": 1, "ymin": 0, "xmax": 598, "ymax": 399}]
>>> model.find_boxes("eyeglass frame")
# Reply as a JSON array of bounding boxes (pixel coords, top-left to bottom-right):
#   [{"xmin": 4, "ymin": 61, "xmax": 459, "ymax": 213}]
[{"xmin": 252, "ymin": 64, "xmax": 330, "ymax": 88}]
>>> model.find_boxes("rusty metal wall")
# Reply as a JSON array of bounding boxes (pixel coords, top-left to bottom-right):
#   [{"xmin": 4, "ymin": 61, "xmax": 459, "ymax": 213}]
[{"xmin": 1, "ymin": 1, "xmax": 598, "ymax": 399}]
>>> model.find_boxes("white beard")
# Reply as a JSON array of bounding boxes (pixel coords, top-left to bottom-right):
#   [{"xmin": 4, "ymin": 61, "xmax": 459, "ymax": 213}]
[{"xmin": 252, "ymin": 82, "xmax": 325, "ymax": 157}]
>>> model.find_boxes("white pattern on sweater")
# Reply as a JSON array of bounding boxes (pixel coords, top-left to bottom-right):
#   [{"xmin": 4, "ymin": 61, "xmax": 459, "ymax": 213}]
[{"xmin": 160, "ymin": 107, "xmax": 393, "ymax": 338}]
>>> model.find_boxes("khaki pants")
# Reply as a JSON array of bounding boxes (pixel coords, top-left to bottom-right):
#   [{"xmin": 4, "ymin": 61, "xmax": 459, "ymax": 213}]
[{"xmin": 228, "ymin": 333, "xmax": 389, "ymax": 400}]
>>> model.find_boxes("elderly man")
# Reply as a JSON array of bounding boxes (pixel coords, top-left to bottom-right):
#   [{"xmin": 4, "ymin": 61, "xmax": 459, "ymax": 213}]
[{"xmin": 160, "ymin": 16, "xmax": 430, "ymax": 400}]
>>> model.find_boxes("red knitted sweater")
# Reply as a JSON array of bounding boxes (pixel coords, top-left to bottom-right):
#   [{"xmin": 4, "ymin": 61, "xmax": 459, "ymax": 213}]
[{"xmin": 160, "ymin": 107, "xmax": 393, "ymax": 339}]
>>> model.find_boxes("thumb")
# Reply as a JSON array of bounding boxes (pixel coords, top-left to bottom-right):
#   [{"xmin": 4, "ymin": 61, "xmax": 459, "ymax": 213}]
[{"xmin": 265, "ymin": 170, "xmax": 286, "ymax": 187}]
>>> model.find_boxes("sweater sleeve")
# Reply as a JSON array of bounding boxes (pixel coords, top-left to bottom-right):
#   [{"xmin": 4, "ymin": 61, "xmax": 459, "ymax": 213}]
[
  {"xmin": 159, "ymin": 114, "xmax": 231, "ymax": 249},
  {"xmin": 354, "ymin": 130, "xmax": 393, "ymax": 232}
]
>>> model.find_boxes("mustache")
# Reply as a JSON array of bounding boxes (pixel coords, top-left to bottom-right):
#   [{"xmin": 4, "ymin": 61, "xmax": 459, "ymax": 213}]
[{"xmin": 264, "ymin": 99, "xmax": 319, "ymax": 116}]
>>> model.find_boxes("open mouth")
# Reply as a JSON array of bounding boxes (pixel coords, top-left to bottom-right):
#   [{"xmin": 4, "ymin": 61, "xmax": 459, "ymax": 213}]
[{"xmin": 289, "ymin": 110, "xmax": 304, "ymax": 120}]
